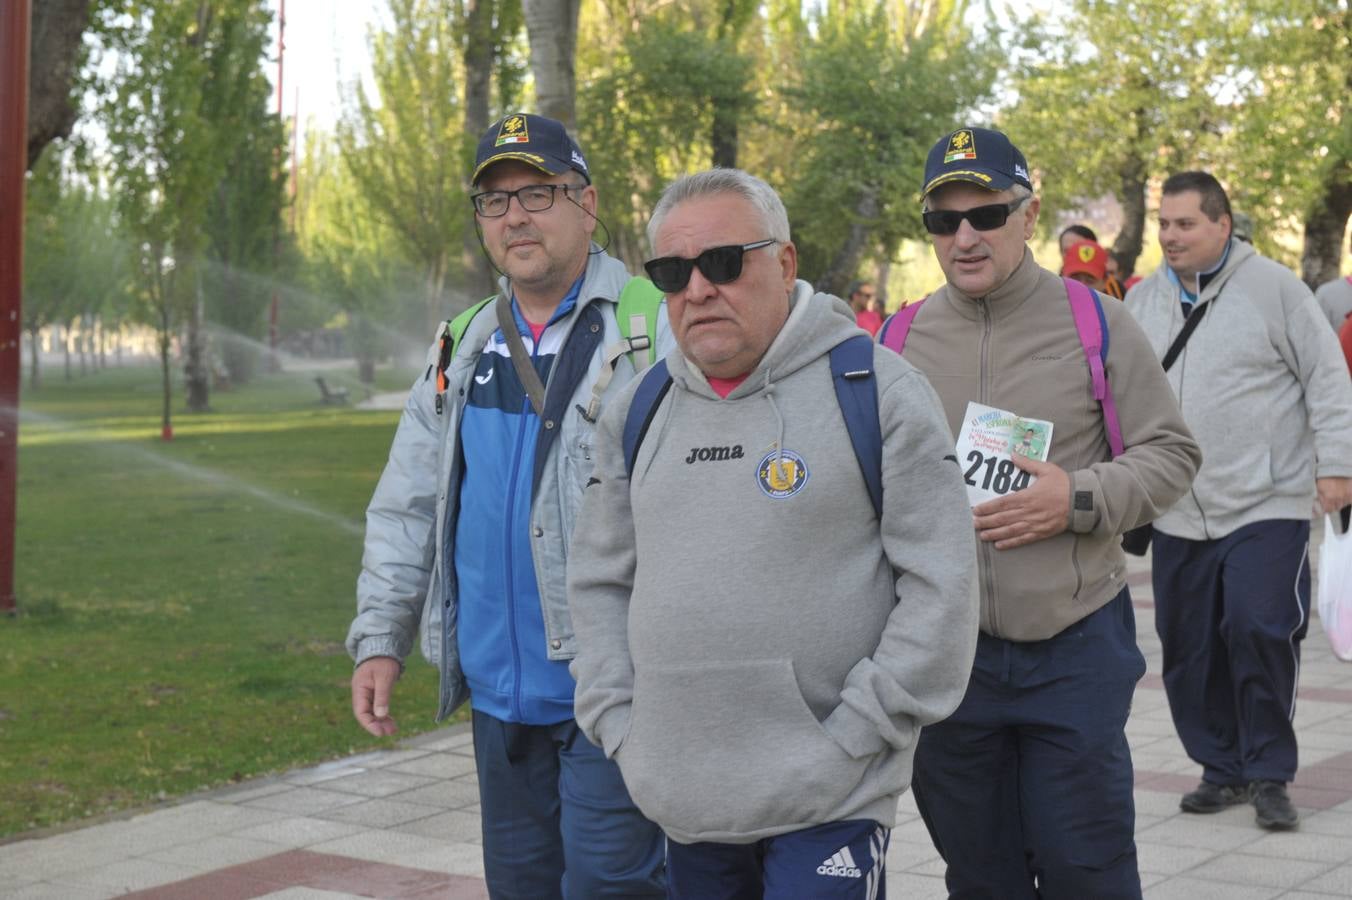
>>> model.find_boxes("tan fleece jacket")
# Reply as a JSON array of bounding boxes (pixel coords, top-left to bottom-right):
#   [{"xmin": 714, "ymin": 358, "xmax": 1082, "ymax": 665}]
[{"xmin": 898, "ymin": 251, "xmax": 1201, "ymax": 640}]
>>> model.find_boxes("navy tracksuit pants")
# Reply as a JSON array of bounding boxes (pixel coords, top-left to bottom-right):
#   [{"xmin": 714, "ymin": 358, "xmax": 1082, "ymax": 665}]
[
  {"xmin": 912, "ymin": 588, "xmax": 1145, "ymax": 900},
  {"xmin": 471, "ymin": 710, "xmax": 665, "ymax": 899},
  {"xmin": 666, "ymin": 819, "xmax": 890, "ymax": 900},
  {"xmin": 1152, "ymin": 519, "xmax": 1311, "ymax": 786}
]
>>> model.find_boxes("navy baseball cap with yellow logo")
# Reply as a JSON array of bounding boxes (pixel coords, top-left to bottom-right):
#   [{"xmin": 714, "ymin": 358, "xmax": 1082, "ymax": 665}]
[
  {"xmin": 472, "ymin": 113, "xmax": 591, "ymax": 186},
  {"xmin": 922, "ymin": 127, "xmax": 1032, "ymax": 197}
]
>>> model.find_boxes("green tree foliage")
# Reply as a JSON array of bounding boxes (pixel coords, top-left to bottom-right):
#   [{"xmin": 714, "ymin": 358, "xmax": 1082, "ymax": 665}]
[
  {"xmin": 1003, "ymin": 0, "xmax": 1243, "ymax": 275},
  {"xmin": 1005, "ymin": 0, "xmax": 1349, "ymax": 283},
  {"xmin": 458, "ymin": 0, "xmax": 527, "ymax": 299},
  {"xmin": 579, "ymin": 12, "xmax": 757, "ymax": 269},
  {"xmin": 96, "ymin": 0, "xmax": 283, "ymax": 428},
  {"xmin": 577, "ymin": 0, "xmax": 992, "ymax": 290},
  {"xmin": 775, "ymin": 0, "xmax": 999, "ymax": 294},
  {"xmin": 199, "ymin": 14, "xmax": 289, "ymax": 386},
  {"xmin": 21, "ymin": 153, "xmax": 130, "ymax": 388},
  {"xmin": 337, "ymin": 0, "xmax": 471, "ymax": 331},
  {"xmin": 297, "ymin": 135, "xmax": 421, "ymax": 383},
  {"xmin": 1214, "ymin": 0, "xmax": 1350, "ymax": 286}
]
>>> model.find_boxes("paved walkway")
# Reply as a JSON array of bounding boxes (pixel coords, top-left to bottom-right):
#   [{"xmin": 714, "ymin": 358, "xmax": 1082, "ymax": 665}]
[{"xmin": 4, "ymin": 542, "xmax": 1352, "ymax": 898}]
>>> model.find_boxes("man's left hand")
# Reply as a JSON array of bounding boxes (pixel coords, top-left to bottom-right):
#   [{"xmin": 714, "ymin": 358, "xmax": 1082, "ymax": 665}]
[
  {"xmin": 1315, "ymin": 477, "xmax": 1352, "ymax": 515},
  {"xmin": 972, "ymin": 455, "xmax": 1071, "ymax": 550}
]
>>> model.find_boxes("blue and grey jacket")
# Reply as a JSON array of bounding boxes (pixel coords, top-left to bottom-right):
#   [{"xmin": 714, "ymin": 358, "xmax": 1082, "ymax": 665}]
[{"xmin": 346, "ymin": 250, "xmax": 671, "ymax": 722}]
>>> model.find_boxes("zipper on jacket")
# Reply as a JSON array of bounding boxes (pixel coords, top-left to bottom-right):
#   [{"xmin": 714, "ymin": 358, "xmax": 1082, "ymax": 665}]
[
  {"xmin": 1179, "ymin": 350, "xmax": 1211, "ymax": 539},
  {"xmin": 977, "ymin": 299, "xmax": 1001, "ymax": 636},
  {"xmin": 503, "ymin": 401, "xmax": 529, "ymax": 722},
  {"xmin": 1170, "ymin": 301, "xmax": 1212, "ymax": 540},
  {"xmin": 501, "ymin": 315, "xmax": 548, "ymax": 723}
]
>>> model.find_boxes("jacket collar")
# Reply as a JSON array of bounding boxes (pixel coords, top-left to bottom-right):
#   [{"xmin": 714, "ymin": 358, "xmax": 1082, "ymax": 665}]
[
  {"xmin": 1163, "ymin": 238, "xmax": 1254, "ymax": 304},
  {"xmin": 936, "ymin": 248, "xmax": 1048, "ymax": 322},
  {"xmin": 494, "ymin": 244, "xmax": 629, "ymax": 322}
]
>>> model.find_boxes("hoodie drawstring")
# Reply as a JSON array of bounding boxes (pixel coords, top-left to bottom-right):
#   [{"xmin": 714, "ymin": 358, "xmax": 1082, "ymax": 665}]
[{"xmin": 762, "ymin": 372, "xmax": 788, "ymax": 484}]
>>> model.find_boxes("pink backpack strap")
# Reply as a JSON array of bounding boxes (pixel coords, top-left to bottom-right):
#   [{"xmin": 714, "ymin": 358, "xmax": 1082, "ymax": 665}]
[
  {"xmin": 880, "ymin": 283, "xmax": 1125, "ymax": 459},
  {"xmin": 1064, "ymin": 277, "xmax": 1125, "ymax": 459},
  {"xmin": 878, "ymin": 298, "xmax": 927, "ymax": 354}
]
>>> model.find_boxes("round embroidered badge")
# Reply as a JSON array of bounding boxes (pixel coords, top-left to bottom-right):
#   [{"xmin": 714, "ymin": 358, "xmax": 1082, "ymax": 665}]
[{"xmin": 757, "ymin": 449, "xmax": 809, "ymax": 499}]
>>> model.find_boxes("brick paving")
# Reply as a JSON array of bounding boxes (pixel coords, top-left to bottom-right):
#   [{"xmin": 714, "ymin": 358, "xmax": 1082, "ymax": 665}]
[{"xmin": 3, "ymin": 531, "xmax": 1351, "ymax": 898}]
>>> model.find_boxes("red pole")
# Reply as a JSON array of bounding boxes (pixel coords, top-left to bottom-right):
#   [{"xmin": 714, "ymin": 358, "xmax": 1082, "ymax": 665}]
[{"xmin": 0, "ymin": 0, "xmax": 32, "ymax": 615}]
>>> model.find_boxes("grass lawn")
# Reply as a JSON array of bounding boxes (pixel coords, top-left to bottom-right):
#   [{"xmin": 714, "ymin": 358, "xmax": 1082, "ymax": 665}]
[{"xmin": 0, "ymin": 361, "xmax": 455, "ymax": 838}]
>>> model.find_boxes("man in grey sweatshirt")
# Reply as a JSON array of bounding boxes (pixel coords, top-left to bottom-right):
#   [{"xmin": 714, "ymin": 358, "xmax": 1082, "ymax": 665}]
[
  {"xmin": 1313, "ymin": 232, "xmax": 1352, "ymax": 333},
  {"xmin": 1127, "ymin": 171, "xmax": 1352, "ymax": 831},
  {"xmin": 567, "ymin": 168, "xmax": 979, "ymax": 898}
]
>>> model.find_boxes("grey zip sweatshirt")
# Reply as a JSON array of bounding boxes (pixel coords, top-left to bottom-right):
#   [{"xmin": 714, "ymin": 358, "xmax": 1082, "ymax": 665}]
[
  {"xmin": 1127, "ymin": 240, "xmax": 1352, "ymax": 539},
  {"xmin": 568, "ymin": 284, "xmax": 979, "ymax": 845}
]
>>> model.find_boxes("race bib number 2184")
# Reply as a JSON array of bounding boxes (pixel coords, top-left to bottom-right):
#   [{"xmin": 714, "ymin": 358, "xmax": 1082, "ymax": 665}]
[
  {"xmin": 963, "ymin": 450, "xmax": 1031, "ymax": 498},
  {"xmin": 953, "ymin": 402, "xmax": 1055, "ymax": 506}
]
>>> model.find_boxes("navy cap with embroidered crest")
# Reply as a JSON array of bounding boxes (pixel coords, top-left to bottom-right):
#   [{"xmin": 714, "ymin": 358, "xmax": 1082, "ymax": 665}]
[
  {"xmin": 922, "ymin": 127, "xmax": 1032, "ymax": 197},
  {"xmin": 472, "ymin": 113, "xmax": 591, "ymax": 186}
]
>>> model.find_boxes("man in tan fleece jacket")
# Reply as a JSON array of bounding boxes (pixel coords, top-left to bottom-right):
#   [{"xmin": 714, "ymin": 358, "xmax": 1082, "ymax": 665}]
[{"xmin": 882, "ymin": 127, "xmax": 1201, "ymax": 899}]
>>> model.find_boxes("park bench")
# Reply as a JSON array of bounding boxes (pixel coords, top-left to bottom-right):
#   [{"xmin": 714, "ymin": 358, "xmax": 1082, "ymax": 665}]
[{"xmin": 315, "ymin": 376, "xmax": 350, "ymax": 405}]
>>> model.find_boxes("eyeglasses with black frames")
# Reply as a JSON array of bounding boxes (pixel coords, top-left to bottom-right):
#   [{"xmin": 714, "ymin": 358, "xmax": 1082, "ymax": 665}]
[
  {"xmin": 643, "ymin": 239, "xmax": 778, "ymax": 293},
  {"xmin": 471, "ymin": 183, "xmax": 581, "ymax": 218},
  {"xmin": 922, "ymin": 195, "xmax": 1030, "ymax": 236}
]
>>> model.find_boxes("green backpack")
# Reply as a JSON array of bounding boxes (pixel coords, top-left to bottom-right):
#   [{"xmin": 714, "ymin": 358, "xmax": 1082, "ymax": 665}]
[{"xmin": 431, "ymin": 277, "xmax": 664, "ymax": 415}]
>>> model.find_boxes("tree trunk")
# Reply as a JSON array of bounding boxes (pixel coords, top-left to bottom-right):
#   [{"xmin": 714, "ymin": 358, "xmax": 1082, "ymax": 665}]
[
  {"xmin": 160, "ymin": 307, "xmax": 173, "ymax": 439},
  {"xmin": 425, "ymin": 253, "xmax": 449, "ymax": 334},
  {"xmin": 63, "ymin": 322, "xmax": 72, "ymax": 381},
  {"xmin": 874, "ymin": 258, "xmax": 892, "ymax": 310},
  {"xmin": 25, "ymin": 0, "xmax": 94, "ymax": 169},
  {"xmin": 461, "ymin": 0, "xmax": 497, "ymax": 302},
  {"xmin": 27, "ymin": 326, "xmax": 40, "ymax": 390},
  {"xmin": 708, "ymin": 2, "xmax": 750, "ymax": 169},
  {"xmin": 1111, "ymin": 151, "xmax": 1149, "ymax": 280},
  {"xmin": 359, "ymin": 357, "xmax": 376, "ymax": 384},
  {"xmin": 184, "ymin": 273, "xmax": 210, "ymax": 411},
  {"xmin": 1300, "ymin": 173, "xmax": 1352, "ymax": 292},
  {"xmin": 522, "ymin": 0, "xmax": 580, "ymax": 131},
  {"xmin": 817, "ymin": 184, "xmax": 881, "ymax": 298},
  {"xmin": 78, "ymin": 313, "xmax": 89, "ymax": 377},
  {"xmin": 710, "ymin": 103, "xmax": 738, "ymax": 169}
]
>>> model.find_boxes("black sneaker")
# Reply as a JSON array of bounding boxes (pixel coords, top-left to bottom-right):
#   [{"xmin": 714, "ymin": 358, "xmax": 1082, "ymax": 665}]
[
  {"xmin": 1179, "ymin": 780, "xmax": 1248, "ymax": 813},
  {"xmin": 1250, "ymin": 780, "xmax": 1299, "ymax": 830}
]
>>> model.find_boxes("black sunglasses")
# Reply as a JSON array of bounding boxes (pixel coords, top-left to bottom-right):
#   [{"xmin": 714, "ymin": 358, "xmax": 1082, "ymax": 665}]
[
  {"xmin": 643, "ymin": 239, "xmax": 777, "ymax": 293},
  {"xmin": 922, "ymin": 195, "xmax": 1029, "ymax": 236}
]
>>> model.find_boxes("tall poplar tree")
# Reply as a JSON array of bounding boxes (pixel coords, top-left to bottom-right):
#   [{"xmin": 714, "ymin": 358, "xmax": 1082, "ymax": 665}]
[
  {"xmin": 97, "ymin": 0, "xmax": 282, "ymax": 426},
  {"xmin": 338, "ymin": 0, "xmax": 470, "ymax": 330}
]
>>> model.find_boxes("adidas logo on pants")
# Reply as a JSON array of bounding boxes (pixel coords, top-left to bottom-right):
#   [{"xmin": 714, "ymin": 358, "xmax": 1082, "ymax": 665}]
[
  {"xmin": 818, "ymin": 846, "xmax": 863, "ymax": 878},
  {"xmin": 666, "ymin": 819, "xmax": 889, "ymax": 899}
]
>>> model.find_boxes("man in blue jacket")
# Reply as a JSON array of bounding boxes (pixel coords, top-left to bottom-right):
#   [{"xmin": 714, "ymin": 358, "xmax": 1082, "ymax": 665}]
[{"xmin": 345, "ymin": 113, "xmax": 667, "ymax": 898}]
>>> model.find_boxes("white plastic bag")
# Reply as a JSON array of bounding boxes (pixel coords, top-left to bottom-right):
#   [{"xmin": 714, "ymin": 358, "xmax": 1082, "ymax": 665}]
[{"xmin": 1317, "ymin": 510, "xmax": 1352, "ymax": 661}]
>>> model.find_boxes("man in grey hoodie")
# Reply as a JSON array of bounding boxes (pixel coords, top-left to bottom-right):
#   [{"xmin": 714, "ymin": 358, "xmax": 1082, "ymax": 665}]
[
  {"xmin": 1127, "ymin": 171, "xmax": 1352, "ymax": 831},
  {"xmin": 567, "ymin": 168, "xmax": 980, "ymax": 898},
  {"xmin": 1313, "ymin": 232, "xmax": 1352, "ymax": 333}
]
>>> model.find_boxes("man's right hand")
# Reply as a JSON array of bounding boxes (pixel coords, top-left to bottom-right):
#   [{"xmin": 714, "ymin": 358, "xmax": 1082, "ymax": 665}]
[{"xmin": 351, "ymin": 657, "xmax": 402, "ymax": 736}]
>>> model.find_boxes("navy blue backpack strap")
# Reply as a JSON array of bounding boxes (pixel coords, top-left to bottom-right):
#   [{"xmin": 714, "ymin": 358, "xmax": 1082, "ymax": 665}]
[
  {"xmin": 830, "ymin": 335, "xmax": 883, "ymax": 519},
  {"xmin": 622, "ymin": 359, "xmax": 673, "ymax": 476}
]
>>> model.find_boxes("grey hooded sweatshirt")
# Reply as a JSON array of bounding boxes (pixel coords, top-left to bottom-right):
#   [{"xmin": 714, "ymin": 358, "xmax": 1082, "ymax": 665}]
[{"xmin": 568, "ymin": 283, "xmax": 979, "ymax": 845}]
